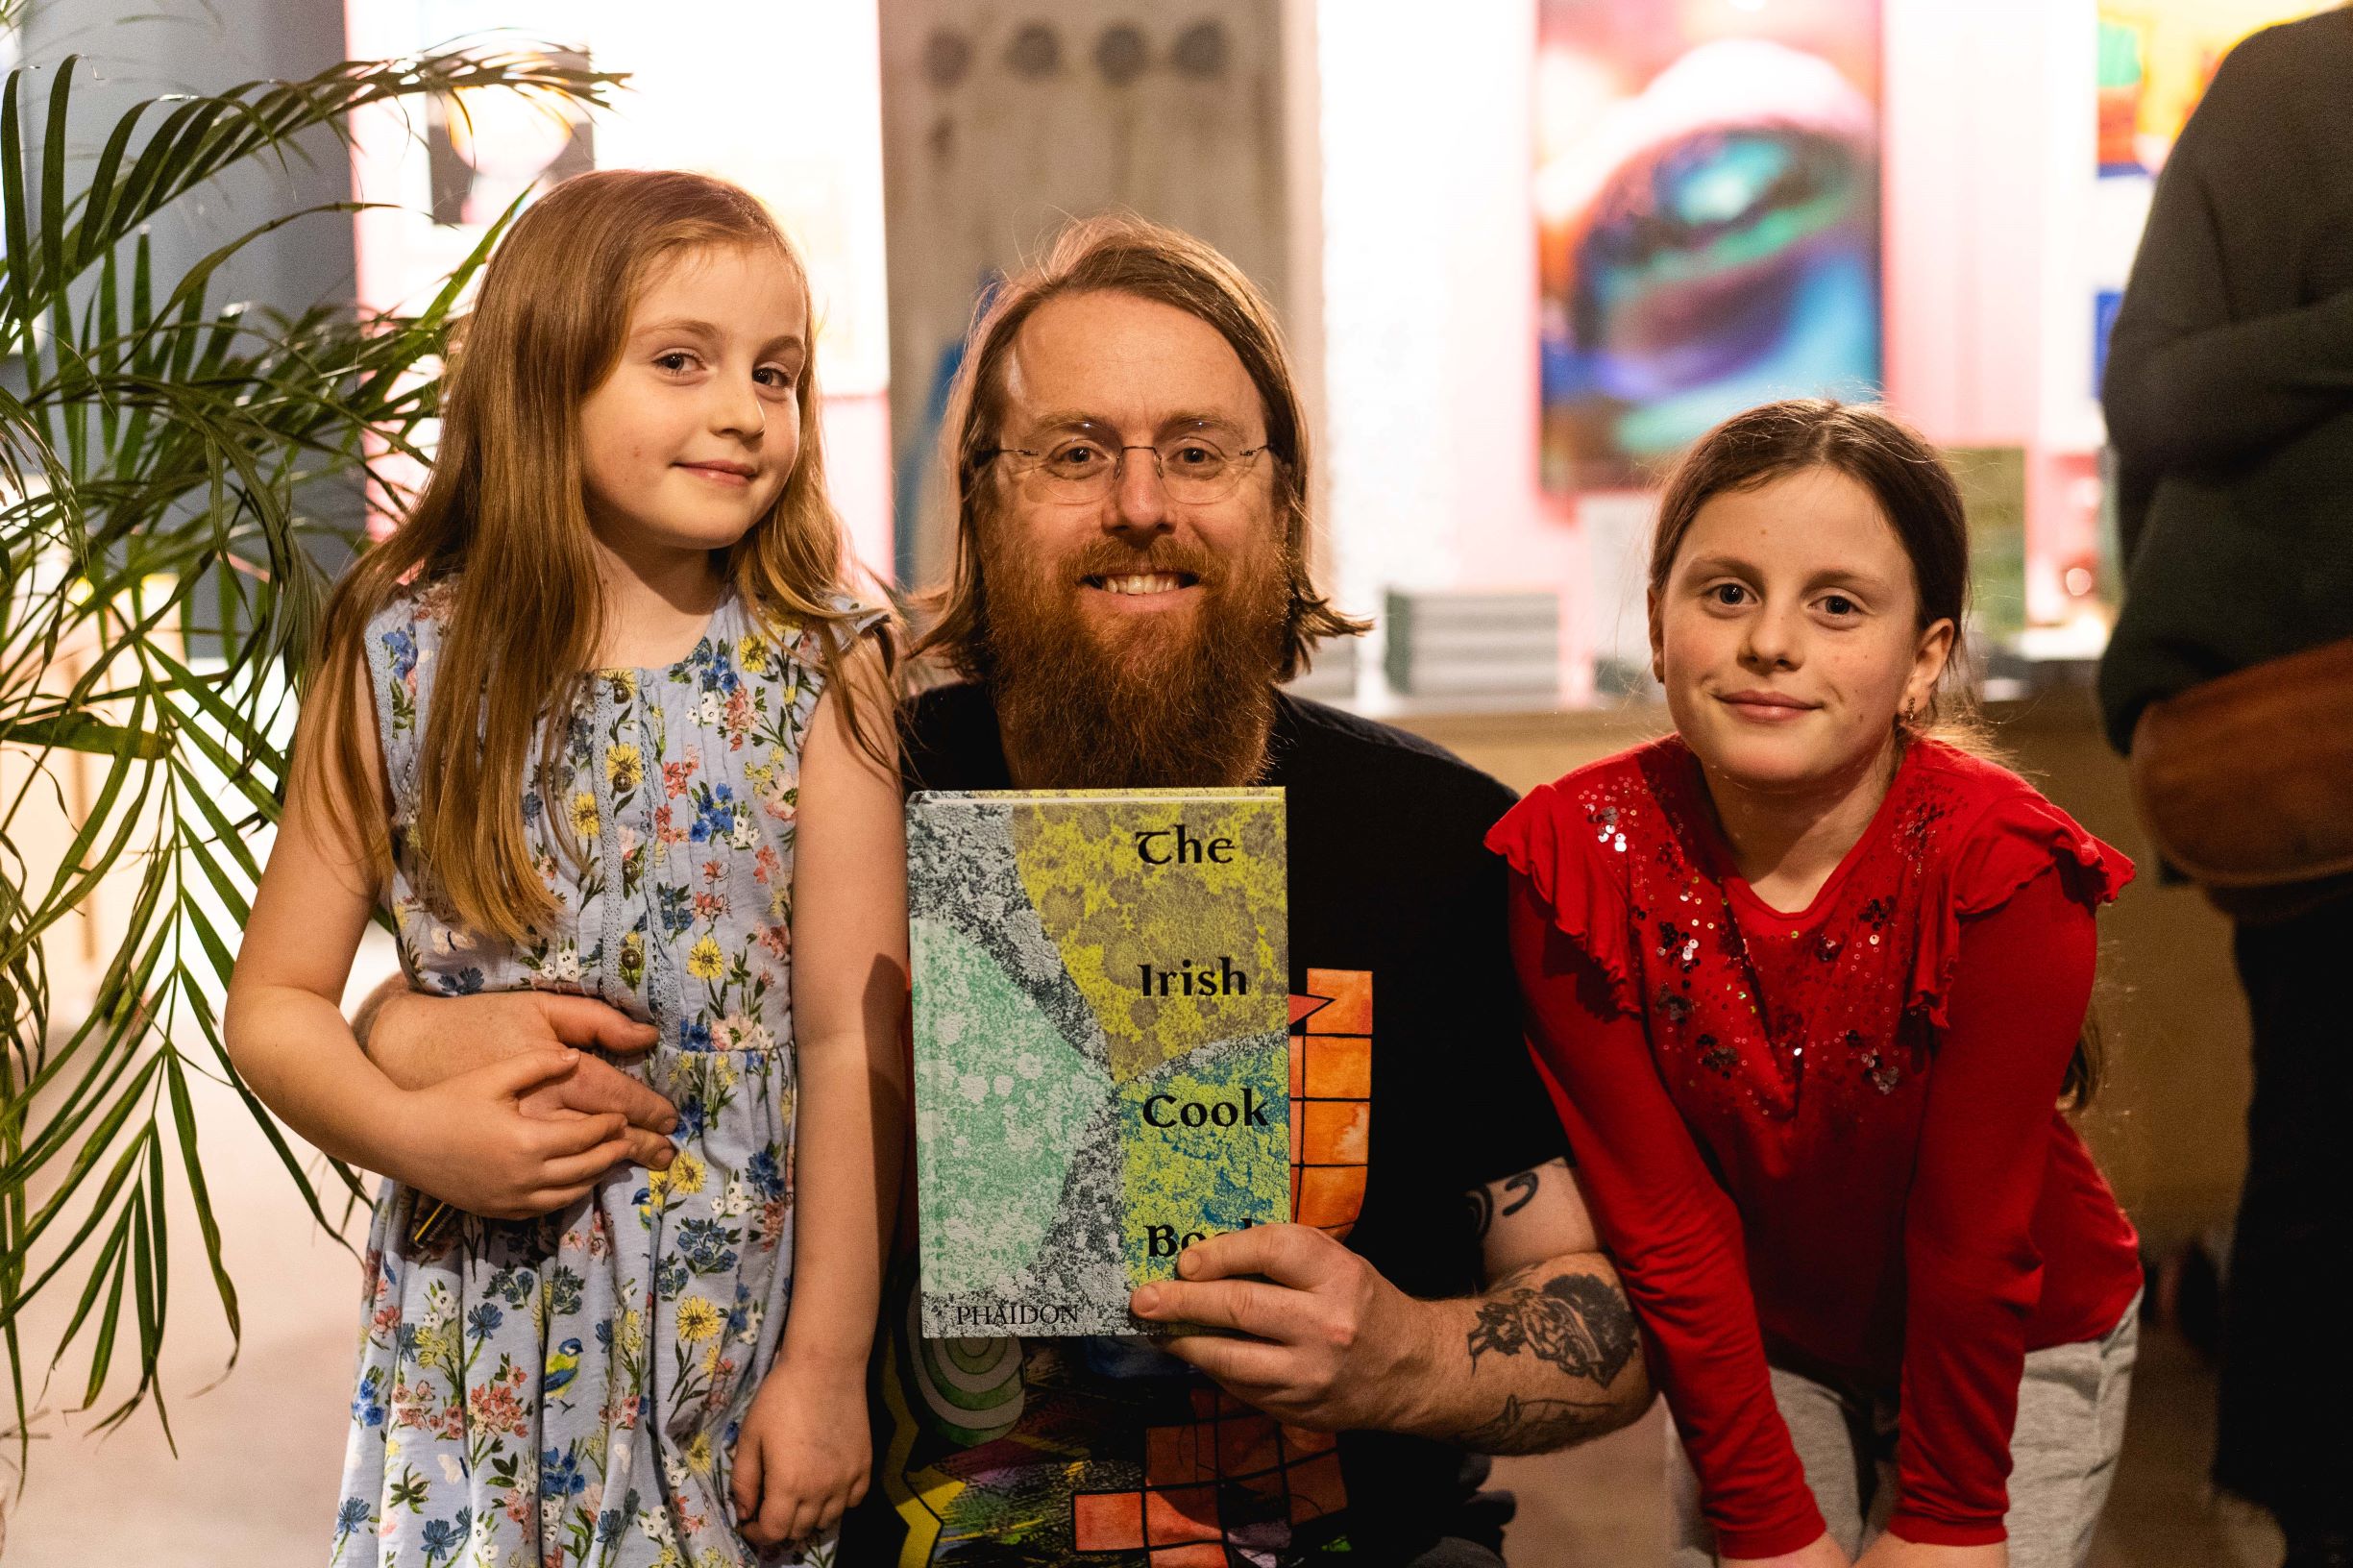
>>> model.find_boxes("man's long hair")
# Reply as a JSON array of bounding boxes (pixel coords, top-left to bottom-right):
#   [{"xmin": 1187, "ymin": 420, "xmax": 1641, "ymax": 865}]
[{"xmin": 914, "ymin": 213, "xmax": 1367, "ymax": 682}]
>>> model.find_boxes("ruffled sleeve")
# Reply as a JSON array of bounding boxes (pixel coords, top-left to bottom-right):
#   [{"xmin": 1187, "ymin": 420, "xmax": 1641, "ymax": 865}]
[
  {"xmin": 1907, "ymin": 783, "xmax": 2134, "ymax": 1029},
  {"xmin": 1484, "ymin": 779, "xmax": 1642, "ymax": 1016}
]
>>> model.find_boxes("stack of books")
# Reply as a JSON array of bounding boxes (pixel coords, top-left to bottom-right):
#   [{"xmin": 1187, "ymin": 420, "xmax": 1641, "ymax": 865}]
[
  {"xmin": 1282, "ymin": 633, "xmax": 1359, "ymax": 701},
  {"xmin": 1383, "ymin": 588, "xmax": 1560, "ymax": 699}
]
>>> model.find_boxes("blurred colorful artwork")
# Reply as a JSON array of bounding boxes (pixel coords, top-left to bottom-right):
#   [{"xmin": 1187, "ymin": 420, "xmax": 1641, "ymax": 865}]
[
  {"xmin": 2096, "ymin": 0, "xmax": 2327, "ymax": 175},
  {"xmin": 1536, "ymin": 0, "xmax": 1883, "ymax": 493},
  {"xmin": 2090, "ymin": 3, "xmax": 2324, "ymax": 392}
]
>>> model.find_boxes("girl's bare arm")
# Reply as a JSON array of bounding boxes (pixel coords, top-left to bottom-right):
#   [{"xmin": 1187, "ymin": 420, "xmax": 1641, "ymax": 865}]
[
  {"xmin": 730, "ymin": 635, "xmax": 906, "ymax": 1545},
  {"xmin": 771, "ymin": 636, "xmax": 908, "ymax": 1375},
  {"xmin": 226, "ymin": 665, "xmax": 421, "ymax": 1171}
]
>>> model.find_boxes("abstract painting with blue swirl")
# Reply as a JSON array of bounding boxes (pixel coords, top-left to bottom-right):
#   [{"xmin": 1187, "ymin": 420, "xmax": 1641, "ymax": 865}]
[{"xmin": 1537, "ymin": 1, "xmax": 1884, "ymax": 491}]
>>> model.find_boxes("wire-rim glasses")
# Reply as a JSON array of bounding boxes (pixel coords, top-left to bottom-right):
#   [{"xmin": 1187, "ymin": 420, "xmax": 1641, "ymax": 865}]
[{"xmin": 979, "ymin": 422, "xmax": 1272, "ymax": 504}]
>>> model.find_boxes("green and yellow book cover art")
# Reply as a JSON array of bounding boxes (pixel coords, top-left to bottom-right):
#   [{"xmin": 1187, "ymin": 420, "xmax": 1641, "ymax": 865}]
[{"xmin": 907, "ymin": 789, "xmax": 1289, "ymax": 1337}]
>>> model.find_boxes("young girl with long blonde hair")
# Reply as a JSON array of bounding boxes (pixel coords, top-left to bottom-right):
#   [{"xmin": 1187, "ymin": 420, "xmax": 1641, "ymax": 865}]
[
  {"xmin": 226, "ymin": 168, "xmax": 905, "ymax": 1565},
  {"xmin": 1491, "ymin": 402, "xmax": 2141, "ymax": 1568}
]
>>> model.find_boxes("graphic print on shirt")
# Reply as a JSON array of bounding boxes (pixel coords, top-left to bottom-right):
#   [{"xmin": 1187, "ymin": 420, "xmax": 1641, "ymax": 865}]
[{"xmin": 876, "ymin": 970, "xmax": 1373, "ymax": 1566}]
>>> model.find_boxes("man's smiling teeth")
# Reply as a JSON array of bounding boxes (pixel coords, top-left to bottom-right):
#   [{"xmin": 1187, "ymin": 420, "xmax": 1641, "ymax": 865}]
[{"xmin": 1094, "ymin": 573, "xmax": 1189, "ymax": 596}]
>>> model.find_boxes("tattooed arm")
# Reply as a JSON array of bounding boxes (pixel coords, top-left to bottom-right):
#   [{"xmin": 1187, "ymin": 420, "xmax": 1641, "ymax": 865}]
[
  {"xmin": 1130, "ymin": 1158, "xmax": 1651, "ymax": 1454},
  {"xmin": 1449, "ymin": 1155, "xmax": 1651, "ymax": 1454}
]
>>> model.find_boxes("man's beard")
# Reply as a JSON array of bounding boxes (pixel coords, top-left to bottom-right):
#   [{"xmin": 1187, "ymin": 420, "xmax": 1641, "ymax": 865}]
[{"xmin": 980, "ymin": 527, "xmax": 1290, "ymax": 790}]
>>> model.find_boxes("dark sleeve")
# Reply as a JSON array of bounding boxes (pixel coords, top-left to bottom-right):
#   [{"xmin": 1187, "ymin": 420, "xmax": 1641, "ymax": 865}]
[
  {"xmin": 1432, "ymin": 830, "xmax": 1575, "ymax": 1197},
  {"xmin": 898, "ymin": 683, "xmax": 1012, "ymax": 793},
  {"xmin": 1890, "ymin": 870, "xmax": 2095, "ymax": 1548},
  {"xmin": 1507, "ymin": 875, "xmax": 1826, "ymax": 1559},
  {"xmin": 2100, "ymin": 51, "xmax": 2353, "ymax": 475}
]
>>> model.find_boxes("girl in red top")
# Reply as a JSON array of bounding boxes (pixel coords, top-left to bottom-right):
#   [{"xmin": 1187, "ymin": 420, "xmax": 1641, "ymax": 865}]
[{"xmin": 1489, "ymin": 401, "xmax": 2142, "ymax": 1568}]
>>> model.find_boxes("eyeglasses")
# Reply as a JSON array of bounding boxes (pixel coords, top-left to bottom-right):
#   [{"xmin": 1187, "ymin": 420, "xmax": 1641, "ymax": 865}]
[{"xmin": 979, "ymin": 427, "xmax": 1272, "ymax": 503}]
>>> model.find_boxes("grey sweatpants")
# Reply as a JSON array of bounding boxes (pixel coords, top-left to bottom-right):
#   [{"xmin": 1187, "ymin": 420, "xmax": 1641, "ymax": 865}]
[{"xmin": 1668, "ymin": 1296, "xmax": 2140, "ymax": 1568}]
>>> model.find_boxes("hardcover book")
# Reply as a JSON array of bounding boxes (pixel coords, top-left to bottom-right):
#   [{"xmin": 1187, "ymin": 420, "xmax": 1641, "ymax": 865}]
[{"xmin": 907, "ymin": 788, "xmax": 1289, "ymax": 1337}]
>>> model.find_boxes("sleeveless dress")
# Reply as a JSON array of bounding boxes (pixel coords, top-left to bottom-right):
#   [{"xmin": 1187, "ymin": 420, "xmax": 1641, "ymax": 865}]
[{"xmin": 331, "ymin": 576, "xmax": 877, "ymax": 1568}]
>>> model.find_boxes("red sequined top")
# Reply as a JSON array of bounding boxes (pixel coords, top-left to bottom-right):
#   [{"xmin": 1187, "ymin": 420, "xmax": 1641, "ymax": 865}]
[{"xmin": 1488, "ymin": 736, "xmax": 2143, "ymax": 1556}]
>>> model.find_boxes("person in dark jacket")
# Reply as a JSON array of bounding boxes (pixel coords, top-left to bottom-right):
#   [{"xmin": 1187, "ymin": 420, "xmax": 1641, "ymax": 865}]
[{"xmin": 2096, "ymin": 11, "xmax": 2353, "ymax": 1567}]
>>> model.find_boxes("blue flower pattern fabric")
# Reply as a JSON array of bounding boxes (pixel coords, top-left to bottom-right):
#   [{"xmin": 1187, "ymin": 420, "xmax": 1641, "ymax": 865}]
[{"xmin": 333, "ymin": 576, "xmax": 874, "ymax": 1567}]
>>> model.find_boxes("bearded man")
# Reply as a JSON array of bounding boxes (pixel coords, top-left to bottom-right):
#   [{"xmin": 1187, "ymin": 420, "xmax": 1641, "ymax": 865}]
[{"xmin": 844, "ymin": 216, "xmax": 1650, "ymax": 1565}]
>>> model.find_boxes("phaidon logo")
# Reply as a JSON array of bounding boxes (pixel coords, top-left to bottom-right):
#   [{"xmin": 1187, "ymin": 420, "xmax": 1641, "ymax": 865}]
[{"xmin": 951, "ymin": 1302, "xmax": 1085, "ymax": 1328}]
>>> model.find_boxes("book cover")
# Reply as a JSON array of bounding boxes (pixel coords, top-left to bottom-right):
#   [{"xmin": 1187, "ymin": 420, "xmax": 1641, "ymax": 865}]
[{"xmin": 907, "ymin": 788, "xmax": 1289, "ymax": 1337}]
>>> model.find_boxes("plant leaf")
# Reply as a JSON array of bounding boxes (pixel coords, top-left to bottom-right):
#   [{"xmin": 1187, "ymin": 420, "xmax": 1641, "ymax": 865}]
[{"xmin": 0, "ymin": 39, "xmax": 610, "ymax": 1470}]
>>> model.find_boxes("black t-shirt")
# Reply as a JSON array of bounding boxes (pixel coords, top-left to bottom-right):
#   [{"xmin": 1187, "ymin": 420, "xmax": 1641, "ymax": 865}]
[{"xmin": 843, "ymin": 683, "xmax": 1568, "ymax": 1566}]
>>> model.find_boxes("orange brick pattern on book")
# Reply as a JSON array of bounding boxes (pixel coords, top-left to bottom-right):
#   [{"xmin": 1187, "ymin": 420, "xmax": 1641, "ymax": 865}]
[
  {"xmin": 1290, "ymin": 969, "xmax": 1372, "ymax": 1238},
  {"xmin": 1067, "ymin": 1385, "xmax": 1348, "ymax": 1560}
]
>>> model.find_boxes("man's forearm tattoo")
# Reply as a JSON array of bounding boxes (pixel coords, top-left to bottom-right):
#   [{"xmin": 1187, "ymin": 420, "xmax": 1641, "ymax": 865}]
[
  {"xmin": 1458, "ymin": 1393, "xmax": 1617, "ymax": 1456},
  {"xmin": 1465, "ymin": 1263, "xmax": 1640, "ymax": 1386},
  {"xmin": 1463, "ymin": 1164, "xmax": 1544, "ymax": 1242}
]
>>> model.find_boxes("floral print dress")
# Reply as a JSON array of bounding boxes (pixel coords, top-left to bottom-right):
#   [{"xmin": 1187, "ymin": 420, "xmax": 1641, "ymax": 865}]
[{"xmin": 334, "ymin": 576, "xmax": 875, "ymax": 1568}]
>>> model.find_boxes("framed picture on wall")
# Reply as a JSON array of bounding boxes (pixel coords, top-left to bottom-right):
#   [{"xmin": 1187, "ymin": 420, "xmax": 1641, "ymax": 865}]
[
  {"xmin": 2091, "ymin": 1, "xmax": 2330, "ymax": 391},
  {"xmin": 1535, "ymin": 0, "xmax": 1884, "ymax": 494}
]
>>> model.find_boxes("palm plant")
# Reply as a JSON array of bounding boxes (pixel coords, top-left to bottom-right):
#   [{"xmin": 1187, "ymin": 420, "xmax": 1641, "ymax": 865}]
[{"xmin": 0, "ymin": 42, "xmax": 611, "ymax": 1469}]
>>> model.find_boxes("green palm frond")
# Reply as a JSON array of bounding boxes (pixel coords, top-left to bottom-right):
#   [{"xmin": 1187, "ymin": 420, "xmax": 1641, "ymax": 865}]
[{"xmin": 0, "ymin": 45, "xmax": 615, "ymax": 1473}]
